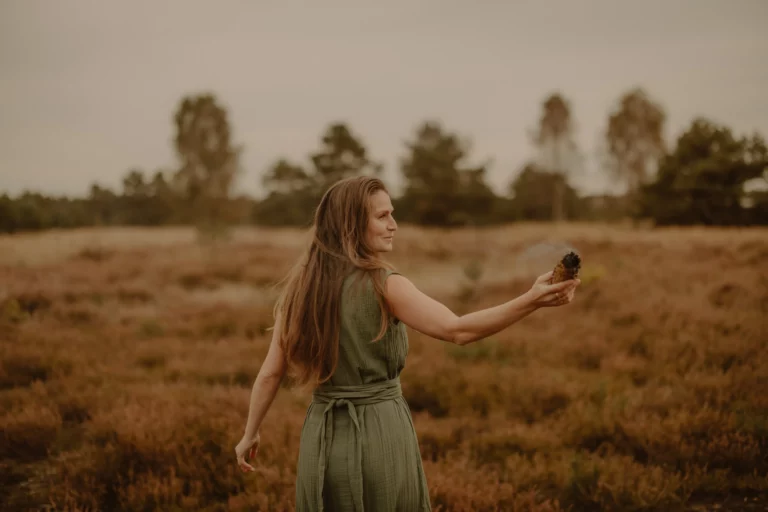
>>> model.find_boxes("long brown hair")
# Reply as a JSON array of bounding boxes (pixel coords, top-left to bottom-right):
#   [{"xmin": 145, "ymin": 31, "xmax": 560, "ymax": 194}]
[{"xmin": 274, "ymin": 176, "xmax": 396, "ymax": 388}]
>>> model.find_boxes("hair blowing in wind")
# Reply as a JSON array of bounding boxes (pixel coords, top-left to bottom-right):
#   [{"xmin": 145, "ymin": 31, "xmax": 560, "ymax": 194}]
[{"xmin": 272, "ymin": 176, "xmax": 396, "ymax": 388}]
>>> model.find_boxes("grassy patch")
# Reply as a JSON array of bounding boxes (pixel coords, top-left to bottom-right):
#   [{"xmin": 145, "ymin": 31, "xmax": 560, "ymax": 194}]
[{"xmin": 0, "ymin": 225, "xmax": 765, "ymax": 510}]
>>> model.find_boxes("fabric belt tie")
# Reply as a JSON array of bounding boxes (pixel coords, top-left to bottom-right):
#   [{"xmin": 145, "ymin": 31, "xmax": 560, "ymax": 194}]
[{"xmin": 311, "ymin": 377, "xmax": 403, "ymax": 512}]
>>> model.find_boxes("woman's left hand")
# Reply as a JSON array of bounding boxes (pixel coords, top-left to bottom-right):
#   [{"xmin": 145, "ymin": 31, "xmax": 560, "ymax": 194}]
[{"xmin": 235, "ymin": 431, "xmax": 261, "ymax": 473}]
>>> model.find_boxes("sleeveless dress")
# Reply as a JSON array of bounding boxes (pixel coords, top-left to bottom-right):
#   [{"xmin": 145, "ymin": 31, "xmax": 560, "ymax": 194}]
[{"xmin": 295, "ymin": 269, "xmax": 432, "ymax": 511}]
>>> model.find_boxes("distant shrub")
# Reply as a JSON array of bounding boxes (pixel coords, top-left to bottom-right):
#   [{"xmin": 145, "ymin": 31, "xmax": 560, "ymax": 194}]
[
  {"xmin": 0, "ymin": 354, "xmax": 53, "ymax": 389},
  {"xmin": 77, "ymin": 247, "xmax": 113, "ymax": 262},
  {"xmin": 137, "ymin": 319, "xmax": 164, "ymax": 339},
  {"xmin": 136, "ymin": 353, "xmax": 167, "ymax": 370},
  {"xmin": 0, "ymin": 404, "xmax": 62, "ymax": 461}
]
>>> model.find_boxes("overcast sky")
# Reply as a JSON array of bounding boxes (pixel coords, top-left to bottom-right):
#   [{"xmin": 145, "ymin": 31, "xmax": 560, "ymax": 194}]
[{"xmin": 1, "ymin": 0, "xmax": 766, "ymax": 198}]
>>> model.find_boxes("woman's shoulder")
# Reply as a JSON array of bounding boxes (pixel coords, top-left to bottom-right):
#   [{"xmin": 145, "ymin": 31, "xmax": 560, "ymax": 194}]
[
  {"xmin": 342, "ymin": 267, "xmax": 401, "ymax": 296},
  {"xmin": 344, "ymin": 266, "xmax": 400, "ymax": 280},
  {"xmin": 382, "ymin": 267, "xmax": 400, "ymax": 278}
]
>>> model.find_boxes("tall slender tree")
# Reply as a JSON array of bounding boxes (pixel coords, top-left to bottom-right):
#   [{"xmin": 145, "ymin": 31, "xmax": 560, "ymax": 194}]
[
  {"xmin": 532, "ymin": 93, "xmax": 581, "ymax": 221},
  {"xmin": 604, "ymin": 88, "xmax": 666, "ymax": 215},
  {"xmin": 172, "ymin": 93, "xmax": 241, "ymax": 235}
]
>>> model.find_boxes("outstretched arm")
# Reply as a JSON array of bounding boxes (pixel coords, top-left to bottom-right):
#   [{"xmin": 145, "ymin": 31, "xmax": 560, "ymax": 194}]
[{"xmin": 384, "ymin": 271, "xmax": 578, "ymax": 346}]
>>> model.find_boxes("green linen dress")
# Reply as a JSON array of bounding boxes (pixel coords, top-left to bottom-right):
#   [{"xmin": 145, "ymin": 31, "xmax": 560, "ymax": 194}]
[{"xmin": 295, "ymin": 269, "xmax": 432, "ymax": 511}]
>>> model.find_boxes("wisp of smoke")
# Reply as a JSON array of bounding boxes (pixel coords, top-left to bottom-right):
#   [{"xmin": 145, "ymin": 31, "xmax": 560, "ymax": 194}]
[{"xmin": 514, "ymin": 240, "xmax": 580, "ymax": 278}]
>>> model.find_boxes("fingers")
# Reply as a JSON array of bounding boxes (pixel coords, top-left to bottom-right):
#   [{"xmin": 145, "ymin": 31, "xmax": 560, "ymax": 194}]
[
  {"xmin": 535, "ymin": 271, "xmax": 554, "ymax": 284},
  {"xmin": 547, "ymin": 293, "xmax": 568, "ymax": 305},
  {"xmin": 561, "ymin": 286, "xmax": 577, "ymax": 303},
  {"xmin": 541, "ymin": 283, "xmax": 578, "ymax": 307},
  {"xmin": 236, "ymin": 440, "xmax": 260, "ymax": 474},
  {"xmin": 237, "ymin": 455, "xmax": 255, "ymax": 473},
  {"xmin": 548, "ymin": 279, "xmax": 577, "ymax": 293}
]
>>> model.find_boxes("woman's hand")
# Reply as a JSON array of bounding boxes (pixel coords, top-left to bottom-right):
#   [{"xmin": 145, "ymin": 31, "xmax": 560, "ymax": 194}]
[
  {"xmin": 235, "ymin": 431, "xmax": 261, "ymax": 473},
  {"xmin": 527, "ymin": 271, "xmax": 580, "ymax": 308}
]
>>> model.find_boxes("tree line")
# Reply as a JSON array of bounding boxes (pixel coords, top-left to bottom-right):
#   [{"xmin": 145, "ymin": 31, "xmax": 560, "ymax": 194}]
[{"xmin": 1, "ymin": 89, "xmax": 766, "ymax": 234}]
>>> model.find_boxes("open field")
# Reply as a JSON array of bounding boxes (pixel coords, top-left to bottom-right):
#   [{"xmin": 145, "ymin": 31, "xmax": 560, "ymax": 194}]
[{"xmin": 1, "ymin": 223, "xmax": 766, "ymax": 511}]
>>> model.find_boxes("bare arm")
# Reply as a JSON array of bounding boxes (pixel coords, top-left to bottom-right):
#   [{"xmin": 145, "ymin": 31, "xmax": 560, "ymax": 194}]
[
  {"xmin": 384, "ymin": 271, "xmax": 578, "ymax": 346},
  {"xmin": 241, "ymin": 315, "xmax": 287, "ymax": 440}
]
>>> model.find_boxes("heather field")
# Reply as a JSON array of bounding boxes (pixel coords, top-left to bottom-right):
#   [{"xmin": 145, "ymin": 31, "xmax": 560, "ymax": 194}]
[{"xmin": 1, "ymin": 224, "xmax": 766, "ymax": 512}]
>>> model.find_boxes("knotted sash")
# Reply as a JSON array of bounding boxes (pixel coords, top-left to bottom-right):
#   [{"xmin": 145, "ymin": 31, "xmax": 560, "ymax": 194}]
[{"xmin": 311, "ymin": 377, "xmax": 403, "ymax": 512}]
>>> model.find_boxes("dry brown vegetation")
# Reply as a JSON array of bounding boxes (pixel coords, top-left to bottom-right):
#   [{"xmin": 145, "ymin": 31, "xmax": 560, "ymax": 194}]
[{"xmin": 1, "ymin": 223, "xmax": 766, "ymax": 511}]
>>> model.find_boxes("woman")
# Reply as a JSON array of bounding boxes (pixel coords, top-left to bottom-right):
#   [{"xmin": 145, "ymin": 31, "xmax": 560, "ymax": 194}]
[{"xmin": 235, "ymin": 176, "xmax": 580, "ymax": 511}]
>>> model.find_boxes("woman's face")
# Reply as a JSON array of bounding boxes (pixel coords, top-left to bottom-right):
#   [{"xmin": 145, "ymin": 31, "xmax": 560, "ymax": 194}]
[{"xmin": 365, "ymin": 190, "xmax": 397, "ymax": 254}]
